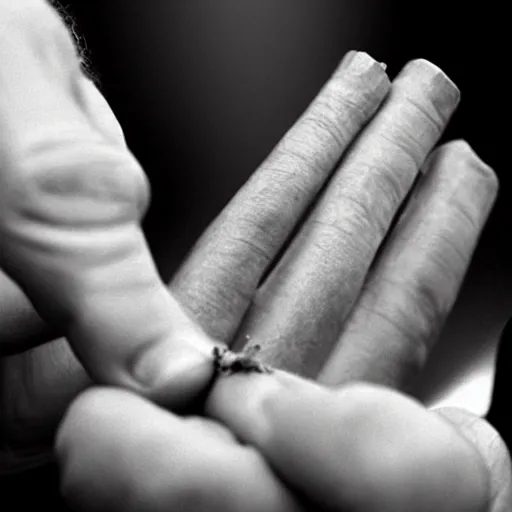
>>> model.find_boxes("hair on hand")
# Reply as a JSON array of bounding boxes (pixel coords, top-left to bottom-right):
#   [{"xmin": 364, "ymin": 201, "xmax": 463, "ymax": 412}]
[{"xmin": 48, "ymin": 0, "xmax": 102, "ymax": 89}]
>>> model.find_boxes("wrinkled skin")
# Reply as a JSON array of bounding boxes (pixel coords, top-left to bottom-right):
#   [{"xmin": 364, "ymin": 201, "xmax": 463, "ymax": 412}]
[{"xmin": 0, "ymin": 1, "xmax": 510, "ymax": 511}]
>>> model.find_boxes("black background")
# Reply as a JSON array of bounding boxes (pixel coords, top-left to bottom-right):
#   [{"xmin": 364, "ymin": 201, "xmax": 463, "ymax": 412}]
[{"xmin": 2, "ymin": 0, "xmax": 510, "ymax": 508}]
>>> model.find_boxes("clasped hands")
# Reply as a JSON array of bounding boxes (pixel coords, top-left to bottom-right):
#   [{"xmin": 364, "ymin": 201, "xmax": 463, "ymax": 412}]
[{"xmin": 0, "ymin": 2, "xmax": 509, "ymax": 511}]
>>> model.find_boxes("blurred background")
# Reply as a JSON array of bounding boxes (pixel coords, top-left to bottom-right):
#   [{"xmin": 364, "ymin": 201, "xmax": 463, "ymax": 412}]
[{"xmin": 4, "ymin": 0, "xmax": 510, "ymax": 506}]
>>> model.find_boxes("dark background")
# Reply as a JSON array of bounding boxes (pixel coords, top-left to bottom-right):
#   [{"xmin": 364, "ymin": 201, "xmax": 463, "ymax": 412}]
[{"xmin": 3, "ymin": 0, "xmax": 510, "ymax": 508}]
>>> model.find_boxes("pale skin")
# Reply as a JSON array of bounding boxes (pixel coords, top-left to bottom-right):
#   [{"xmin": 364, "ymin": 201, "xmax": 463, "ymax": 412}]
[{"xmin": 0, "ymin": 1, "xmax": 510, "ymax": 511}]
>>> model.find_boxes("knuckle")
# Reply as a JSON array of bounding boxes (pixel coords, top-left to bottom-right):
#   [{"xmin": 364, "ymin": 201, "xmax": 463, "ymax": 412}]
[
  {"xmin": 305, "ymin": 96, "xmax": 349, "ymax": 147},
  {"xmin": 376, "ymin": 275, "xmax": 446, "ymax": 349},
  {"xmin": 306, "ymin": 78, "xmax": 373, "ymax": 149},
  {"xmin": 317, "ymin": 192, "xmax": 376, "ymax": 243},
  {"xmin": 10, "ymin": 141, "xmax": 151, "ymax": 224},
  {"xmin": 305, "ymin": 68, "xmax": 381, "ymax": 149},
  {"xmin": 368, "ymin": 134, "xmax": 419, "ymax": 200},
  {"xmin": 377, "ymin": 114, "xmax": 425, "ymax": 169},
  {"xmin": 318, "ymin": 167, "xmax": 407, "ymax": 245},
  {"xmin": 230, "ymin": 212, "xmax": 281, "ymax": 261},
  {"xmin": 271, "ymin": 135, "xmax": 326, "ymax": 180}
]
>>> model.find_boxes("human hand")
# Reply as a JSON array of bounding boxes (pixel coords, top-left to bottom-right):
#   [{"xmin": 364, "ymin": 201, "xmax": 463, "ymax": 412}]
[
  {"xmin": 0, "ymin": 2, "xmax": 508, "ymax": 510},
  {"xmin": 54, "ymin": 55, "xmax": 509, "ymax": 508},
  {"xmin": 0, "ymin": 0, "xmax": 225, "ymax": 448},
  {"xmin": 2, "ymin": 0, "xmax": 389, "ymax": 469},
  {"xmin": 0, "ymin": 0, "xmax": 221, "ymax": 405}
]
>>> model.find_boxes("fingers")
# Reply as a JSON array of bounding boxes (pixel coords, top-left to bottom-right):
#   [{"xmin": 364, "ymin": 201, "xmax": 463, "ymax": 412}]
[
  {"xmin": 170, "ymin": 51, "xmax": 390, "ymax": 342},
  {"xmin": 0, "ymin": 50, "xmax": 388, "ymax": 357},
  {"xmin": 56, "ymin": 388, "xmax": 302, "ymax": 512},
  {"xmin": 0, "ymin": 1, "xmax": 214, "ymax": 405},
  {"xmin": 206, "ymin": 372, "xmax": 490, "ymax": 511},
  {"xmin": 318, "ymin": 141, "xmax": 498, "ymax": 389},
  {"xmin": 233, "ymin": 59, "xmax": 461, "ymax": 378}
]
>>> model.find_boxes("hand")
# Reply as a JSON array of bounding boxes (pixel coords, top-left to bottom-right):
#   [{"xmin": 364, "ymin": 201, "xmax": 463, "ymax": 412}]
[
  {"xmin": 54, "ymin": 58, "xmax": 509, "ymax": 508},
  {"xmin": 0, "ymin": 0, "xmax": 217, "ymax": 405},
  {"xmin": 1, "ymin": 2, "xmax": 389, "ymax": 467},
  {"xmin": 0, "ymin": 2, "xmax": 508, "ymax": 510}
]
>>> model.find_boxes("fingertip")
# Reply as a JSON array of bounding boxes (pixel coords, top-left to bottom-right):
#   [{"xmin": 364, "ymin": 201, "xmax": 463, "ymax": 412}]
[
  {"xmin": 121, "ymin": 306, "xmax": 218, "ymax": 410},
  {"xmin": 68, "ymin": 284, "xmax": 218, "ymax": 412}
]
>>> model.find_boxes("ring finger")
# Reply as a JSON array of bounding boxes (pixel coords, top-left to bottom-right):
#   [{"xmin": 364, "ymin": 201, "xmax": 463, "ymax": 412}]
[{"xmin": 318, "ymin": 140, "xmax": 498, "ymax": 390}]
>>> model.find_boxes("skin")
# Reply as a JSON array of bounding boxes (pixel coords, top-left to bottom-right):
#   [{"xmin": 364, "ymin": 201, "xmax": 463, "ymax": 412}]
[{"xmin": 0, "ymin": 0, "xmax": 510, "ymax": 510}]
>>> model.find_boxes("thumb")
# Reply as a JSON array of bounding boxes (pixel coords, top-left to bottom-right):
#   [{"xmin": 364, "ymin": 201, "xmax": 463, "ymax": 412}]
[{"xmin": 0, "ymin": 1, "xmax": 213, "ymax": 407}]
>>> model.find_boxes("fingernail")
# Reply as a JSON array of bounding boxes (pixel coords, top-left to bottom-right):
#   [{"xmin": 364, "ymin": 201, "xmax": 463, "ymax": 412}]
[{"xmin": 396, "ymin": 59, "xmax": 461, "ymax": 121}]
